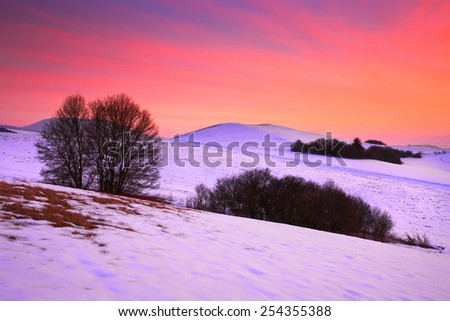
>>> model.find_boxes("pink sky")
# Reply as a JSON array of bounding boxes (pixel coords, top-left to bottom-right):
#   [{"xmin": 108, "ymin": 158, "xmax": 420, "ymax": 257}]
[{"xmin": 0, "ymin": 0, "xmax": 449, "ymax": 144}]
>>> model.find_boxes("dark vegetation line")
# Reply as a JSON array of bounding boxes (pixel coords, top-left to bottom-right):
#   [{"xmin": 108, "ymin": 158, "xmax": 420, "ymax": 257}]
[
  {"xmin": 187, "ymin": 168, "xmax": 395, "ymax": 242},
  {"xmin": 365, "ymin": 139, "xmax": 386, "ymax": 145},
  {"xmin": 0, "ymin": 127, "xmax": 16, "ymax": 133},
  {"xmin": 291, "ymin": 137, "xmax": 422, "ymax": 164},
  {"xmin": 187, "ymin": 169, "xmax": 440, "ymax": 249}
]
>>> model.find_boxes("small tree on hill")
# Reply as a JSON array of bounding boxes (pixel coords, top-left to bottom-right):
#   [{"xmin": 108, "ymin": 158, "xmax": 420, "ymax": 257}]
[
  {"xmin": 88, "ymin": 93, "xmax": 160, "ymax": 195},
  {"xmin": 351, "ymin": 137, "xmax": 365, "ymax": 159},
  {"xmin": 36, "ymin": 94, "xmax": 92, "ymax": 188}
]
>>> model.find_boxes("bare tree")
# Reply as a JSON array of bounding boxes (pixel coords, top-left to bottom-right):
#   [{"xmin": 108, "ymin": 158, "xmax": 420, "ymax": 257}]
[
  {"xmin": 187, "ymin": 169, "xmax": 395, "ymax": 242},
  {"xmin": 36, "ymin": 94, "xmax": 92, "ymax": 188},
  {"xmin": 88, "ymin": 93, "xmax": 160, "ymax": 195}
]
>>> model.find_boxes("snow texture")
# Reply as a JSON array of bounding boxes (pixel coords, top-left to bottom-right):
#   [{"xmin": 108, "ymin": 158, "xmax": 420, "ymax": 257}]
[{"xmin": 0, "ymin": 124, "xmax": 449, "ymax": 300}]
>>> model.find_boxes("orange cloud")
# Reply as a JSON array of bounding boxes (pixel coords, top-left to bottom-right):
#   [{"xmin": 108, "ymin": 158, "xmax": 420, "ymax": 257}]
[{"xmin": 0, "ymin": 0, "xmax": 448, "ymax": 144}]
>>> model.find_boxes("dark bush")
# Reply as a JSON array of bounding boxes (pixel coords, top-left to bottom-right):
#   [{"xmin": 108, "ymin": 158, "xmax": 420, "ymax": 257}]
[
  {"xmin": 402, "ymin": 233, "xmax": 432, "ymax": 249},
  {"xmin": 291, "ymin": 137, "xmax": 421, "ymax": 164},
  {"xmin": 0, "ymin": 127, "xmax": 16, "ymax": 133},
  {"xmin": 291, "ymin": 140, "xmax": 304, "ymax": 153},
  {"xmin": 291, "ymin": 138, "xmax": 350, "ymax": 158},
  {"xmin": 36, "ymin": 94, "xmax": 92, "ymax": 188},
  {"xmin": 186, "ymin": 184, "xmax": 211, "ymax": 210},
  {"xmin": 396, "ymin": 149, "xmax": 422, "ymax": 158},
  {"xmin": 366, "ymin": 146, "xmax": 422, "ymax": 164},
  {"xmin": 187, "ymin": 169, "xmax": 394, "ymax": 242},
  {"xmin": 368, "ymin": 208, "xmax": 395, "ymax": 240},
  {"xmin": 366, "ymin": 146, "xmax": 403, "ymax": 164},
  {"xmin": 365, "ymin": 139, "xmax": 386, "ymax": 145}
]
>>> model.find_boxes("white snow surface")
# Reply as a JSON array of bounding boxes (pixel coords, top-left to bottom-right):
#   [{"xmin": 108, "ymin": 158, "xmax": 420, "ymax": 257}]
[
  {"xmin": 177, "ymin": 123, "xmax": 325, "ymax": 145},
  {"xmin": 1, "ymin": 124, "xmax": 450, "ymax": 300}
]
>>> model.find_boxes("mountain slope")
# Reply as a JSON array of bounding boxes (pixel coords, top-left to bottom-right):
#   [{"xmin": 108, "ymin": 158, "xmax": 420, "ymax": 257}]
[
  {"xmin": 176, "ymin": 122, "xmax": 326, "ymax": 145},
  {"xmin": 1, "ymin": 122, "xmax": 450, "ymax": 300},
  {"xmin": 0, "ymin": 119, "xmax": 53, "ymax": 133},
  {"xmin": 21, "ymin": 118, "xmax": 53, "ymax": 132},
  {"xmin": 1, "ymin": 127, "xmax": 450, "ymax": 251}
]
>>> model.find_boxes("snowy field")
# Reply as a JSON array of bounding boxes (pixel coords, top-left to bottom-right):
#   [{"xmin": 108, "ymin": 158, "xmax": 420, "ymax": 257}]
[
  {"xmin": 0, "ymin": 124, "xmax": 449, "ymax": 300},
  {"xmin": 162, "ymin": 124, "xmax": 450, "ymax": 251}
]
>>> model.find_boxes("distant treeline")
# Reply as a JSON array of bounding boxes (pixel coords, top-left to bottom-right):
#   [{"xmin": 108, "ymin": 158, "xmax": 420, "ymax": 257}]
[
  {"xmin": 365, "ymin": 139, "xmax": 386, "ymax": 145},
  {"xmin": 187, "ymin": 169, "xmax": 394, "ymax": 242},
  {"xmin": 291, "ymin": 137, "xmax": 422, "ymax": 164},
  {"xmin": 0, "ymin": 127, "xmax": 16, "ymax": 133}
]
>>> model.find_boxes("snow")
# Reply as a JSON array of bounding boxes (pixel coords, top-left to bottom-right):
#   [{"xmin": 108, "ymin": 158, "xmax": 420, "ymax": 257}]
[
  {"xmin": 177, "ymin": 123, "xmax": 326, "ymax": 145},
  {"xmin": 1, "ymin": 181, "xmax": 449, "ymax": 300},
  {"xmin": 0, "ymin": 130, "xmax": 41, "ymax": 182},
  {"xmin": 1, "ymin": 124, "xmax": 450, "ymax": 300},
  {"xmin": 160, "ymin": 123, "xmax": 450, "ymax": 250}
]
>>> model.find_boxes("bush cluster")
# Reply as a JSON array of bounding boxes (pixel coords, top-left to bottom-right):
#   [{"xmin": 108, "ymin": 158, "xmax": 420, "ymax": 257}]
[
  {"xmin": 402, "ymin": 233, "xmax": 432, "ymax": 249},
  {"xmin": 187, "ymin": 169, "xmax": 394, "ymax": 241},
  {"xmin": 0, "ymin": 127, "xmax": 16, "ymax": 133},
  {"xmin": 365, "ymin": 139, "xmax": 386, "ymax": 145},
  {"xmin": 291, "ymin": 137, "xmax": 421, "ymax": 164},
  {"xmin": 36, "ymin": 93, "xmax": 160, "ymax": 195}
]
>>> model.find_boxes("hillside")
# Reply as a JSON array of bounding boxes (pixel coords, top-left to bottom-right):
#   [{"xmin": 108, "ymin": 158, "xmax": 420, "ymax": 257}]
[
  {"xmin": 1, "ymin": 125, "xmax": 450, "ymax": 300},
  {"xmin": 1, "ymin": 128, "xmax": 450, "ymax": 249},
  {"xmin": 177, "ymin": 123, "xmax": 326, "ymax": 145},
  {"xmin": 1, "ymin": 180, "xmax": 449, "ymax": 300},
  {"xmin": 0, "ymin": 119, "xmax": 53, "ymax": 133}
]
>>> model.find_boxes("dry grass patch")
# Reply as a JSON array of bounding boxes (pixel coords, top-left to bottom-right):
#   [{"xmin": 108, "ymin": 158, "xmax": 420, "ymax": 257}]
[
  {"xmin": 391, "ymin": 232, "xmax": 444, "ymax": 250},
  {"xmin": 0, "ymin": 181, "xmax": 168, "ymax": 233},
  {"xmin": 0, "ymin": 181, "xmax": 71, "ymax": 207},
  {"xmin": 123, "ymin": 193, "xmax": 171, "ymax": 204},
  {"xmin": 118, "ymin": 206, "xmax": 140, "ymax": 215},
  {"xmin": 1, "ymin": 181, "xmax": 96, "ymax": 230},
  {"xmin": 2, "ymin": 202, "xmax": 96, "ymax": 229},
  {"xmin": 0, "ymin": 181, "xmax": 20, "ymax": 198},
  {"xmin": 92, "ymin": 193, "xmax": 172, "ymax": 212},
  {"xmin": 71, "ymin": 230, "xmax": 97, "ymax": 239},
  {"xmin": 91, "ymin": 196, "xmax": 129, "ymax": 206},
  {"xmin": 403, "ymin": 233, "xmax": 433, "ymax": 249}
]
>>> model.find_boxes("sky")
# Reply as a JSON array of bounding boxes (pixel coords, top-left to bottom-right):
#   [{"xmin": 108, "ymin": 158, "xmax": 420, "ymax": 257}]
[{"xmin": 0, "ymin": 0, "xmax": 449, "ymax": 144}]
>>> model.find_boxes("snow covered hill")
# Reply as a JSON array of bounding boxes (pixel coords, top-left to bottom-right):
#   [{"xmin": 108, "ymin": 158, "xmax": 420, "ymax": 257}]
[
  {"xmin": 163, "ymin": 123, "xmax": 450, "ymax": 248},
  {"xmin": 174, "ymin": 123, "xmax": 450, "ymax": 186},
  {"xmin": 177, "ymin": 122, "xmax": 325, "ymax": 145},
  {"xmin": 1, "ymin": 124, "xmax": 450, "ymax": 300},
  {"xmin": 0, "ymin": 119, "xmax": 53, "ymax": 133}
]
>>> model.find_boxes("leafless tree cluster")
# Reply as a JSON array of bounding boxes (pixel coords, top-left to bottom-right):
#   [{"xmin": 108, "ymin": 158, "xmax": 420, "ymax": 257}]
[
  {"xmin": 291, "ymin": 137, "xmax": 421, "ymax": 165},
  {"xmin": 187, "ymin": 168, "xmax": 395, "ymax": 242},
  {"xmin": 36, "ymin": 93, "xmax": 160, "ymax": 195}
]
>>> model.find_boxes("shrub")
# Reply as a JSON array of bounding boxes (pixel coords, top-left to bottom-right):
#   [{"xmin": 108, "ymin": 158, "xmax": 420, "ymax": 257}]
[
  {"xmin": 367, "ymin": 208, "xmax": 395, "ymax": 241},
  {"xmin": 88, "ymin": 93, "xmax": 160, "ymax": 195},
  {"xmin": 403, "ymin": 233, "xmax": 433, "ymax": 249},
  {"xmin": 366, "ymin": 146, "xmax": 403, "ymax": 164},
  {"xmin": 187, "ymin": 169, "xmax": 395, "ymax": 242},
  {"xmin": 36, "ymin": 93, "xmax": 161, "ymax": 196},
  {"xmin": 291, "ymin": 140, "xmax": 304, "ymax": 152},
  {"xmin": 186, "ymin": 184, "xmax": 211, "ymax": 210},
  {"xmin": 0, "ymin": 127, "xmax": 16, "ymax": 133},
  {"xmin": 36, "ymin": 94, "xmax": 92, "ymax": 188},
  {"xmin": 365, "ymin": 139, "xmax": 386, "ymax": 145},
  {"xmin": 291, "ymin": 137, "xmax": 421, "ymax": 164}
]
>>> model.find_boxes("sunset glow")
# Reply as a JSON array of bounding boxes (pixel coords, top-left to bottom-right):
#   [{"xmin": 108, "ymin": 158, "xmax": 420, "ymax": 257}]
[{"xmin": 1, "ymin": 0, "xmax": 449, "ymax": 144}]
